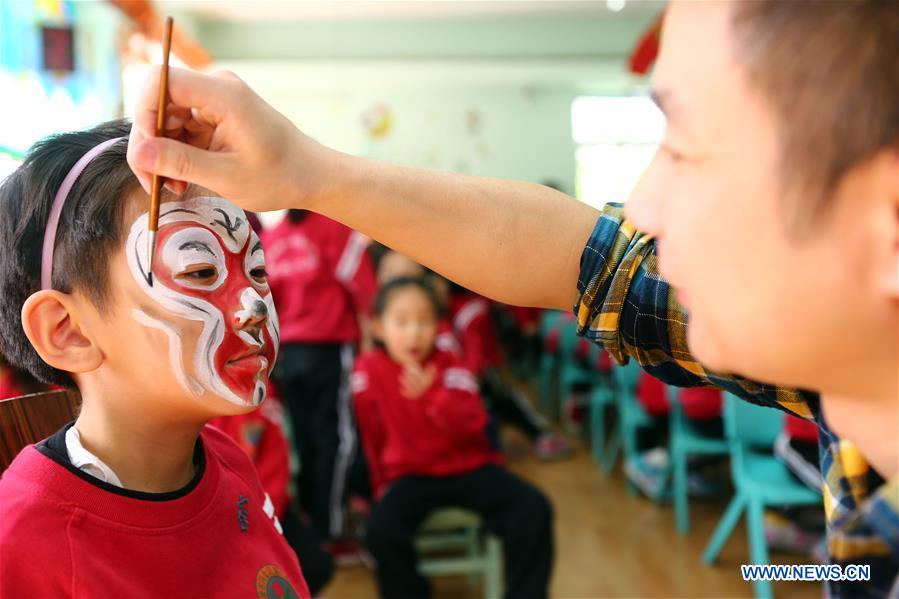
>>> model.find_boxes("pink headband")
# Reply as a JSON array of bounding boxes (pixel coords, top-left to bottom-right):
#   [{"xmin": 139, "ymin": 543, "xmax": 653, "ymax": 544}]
[{"xmin": 40, "ymin": 136, "xmax": 127, "ymax": 291}]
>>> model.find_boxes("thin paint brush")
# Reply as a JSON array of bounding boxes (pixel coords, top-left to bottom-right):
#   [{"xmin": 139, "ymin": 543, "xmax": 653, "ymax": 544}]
[{"xmin": 147, "ymin": 15, "xmax": 174, "ymax": 287}]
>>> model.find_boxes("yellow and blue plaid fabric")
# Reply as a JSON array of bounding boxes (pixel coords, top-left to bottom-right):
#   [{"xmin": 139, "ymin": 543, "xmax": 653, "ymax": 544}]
[{"xmin": 574, "ymin": 203, "xmax": 898, "ymax": 598}]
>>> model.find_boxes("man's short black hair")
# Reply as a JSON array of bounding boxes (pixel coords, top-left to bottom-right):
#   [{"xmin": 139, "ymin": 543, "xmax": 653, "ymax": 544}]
[{"xmin": 0, "ymin": 119, "xmax": 140, "ymax": 386}]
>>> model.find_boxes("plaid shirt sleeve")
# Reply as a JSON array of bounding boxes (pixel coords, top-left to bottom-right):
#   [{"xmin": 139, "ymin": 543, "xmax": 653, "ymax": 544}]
[{"xmin": 573, "ymin": 203, "xmax": 820, "ymax": 420}]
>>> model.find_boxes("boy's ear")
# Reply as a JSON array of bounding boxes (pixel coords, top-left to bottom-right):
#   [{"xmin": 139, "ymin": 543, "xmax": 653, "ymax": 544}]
[
  {"xmin": 21, "ymin": 291, "xmax": 103, "ymax": 376},
  {"xmin": 370, "ymin": 318, "xmax": 384, "ymax": 342}
]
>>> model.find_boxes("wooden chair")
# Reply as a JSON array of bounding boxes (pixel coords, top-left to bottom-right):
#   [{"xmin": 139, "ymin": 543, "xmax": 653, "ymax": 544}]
[{"xmin": 0, "ymin": 389, "xmax": 81, "ymax": 472}]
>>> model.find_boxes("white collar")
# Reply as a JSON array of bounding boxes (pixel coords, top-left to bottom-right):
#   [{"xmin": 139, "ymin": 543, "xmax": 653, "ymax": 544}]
[{"xmin": 65, "ymin": 426, "xmax": 124, "ymax": 488}]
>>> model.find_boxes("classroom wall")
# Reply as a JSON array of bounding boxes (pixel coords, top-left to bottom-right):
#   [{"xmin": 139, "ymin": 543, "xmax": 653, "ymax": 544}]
[
  {"xmin": 212, "ymin": 60, "xmax": 637, "ymax": 194},
  {"xmin": 189, "ymin": 10, "xmax": 659, "ymax": 196}
]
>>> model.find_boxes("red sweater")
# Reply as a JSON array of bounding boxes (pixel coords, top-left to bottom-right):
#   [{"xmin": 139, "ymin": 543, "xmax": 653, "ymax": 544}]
[
  {"xmin": 637, "ymin": 372, "xmax": 722, "ymax": 420},
  {"xmin": 0, "ymin": 370, "xmax": 23, "ymax": 400},
  {"xmin": 785, "ymin": 414, "xmax": 820, "ymax": 443},
  {"xmin": 262, "ymin": 213, "xmax": 376, "ymax": 343},
  {"xmin": 0, "ymin": 425, "xmax": 309, "ymax": 598},
  {"xmin": 434, "ymin": 319, "xmax": 462, "ymax": 355},
  {"xmin": 449, "ymin": 293, "xmax": 503, "ymax": 376},
  {"xmin": 351, "ymin": 349, "xmax": 503, "ymax": 498},
  {"xmin": 209, "ymin": 388, "xmax": 291, "ymax": 519}
]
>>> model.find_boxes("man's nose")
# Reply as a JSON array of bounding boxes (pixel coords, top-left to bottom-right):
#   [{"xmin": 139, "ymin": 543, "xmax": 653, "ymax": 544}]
[{"xmin": 624, "ymin": 150, "xmax": 666, "ymax": 237}]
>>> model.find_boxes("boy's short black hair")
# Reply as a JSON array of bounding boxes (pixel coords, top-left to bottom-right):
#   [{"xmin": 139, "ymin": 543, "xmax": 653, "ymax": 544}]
[{"xmin": 0, "ymin": 119, "xmax": 140, "ymax": 386}]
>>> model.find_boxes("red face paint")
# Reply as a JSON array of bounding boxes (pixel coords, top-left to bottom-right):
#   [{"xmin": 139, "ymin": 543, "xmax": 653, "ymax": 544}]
[{"xmin": 154, "ymin": 221, "xmax": 276, "ymax": 403}]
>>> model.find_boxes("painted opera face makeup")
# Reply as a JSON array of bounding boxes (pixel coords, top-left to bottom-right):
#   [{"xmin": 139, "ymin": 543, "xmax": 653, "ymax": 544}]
[{"xmin": 126, "ymin": 196, "xmax": 280, "ymax": 407}]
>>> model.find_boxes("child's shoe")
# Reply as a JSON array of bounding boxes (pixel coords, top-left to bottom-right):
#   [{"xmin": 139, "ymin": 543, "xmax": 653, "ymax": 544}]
[
  {"xmin": 625, "ymin": 448, "xmax": 670, "ymax": 500},
  {"xmin": 764, "ymin": 512, "xmax": 820, "ymax": 555},
  {"xmin": 534, "ymin": 433, "xmax": 574, "ymax": 461}
]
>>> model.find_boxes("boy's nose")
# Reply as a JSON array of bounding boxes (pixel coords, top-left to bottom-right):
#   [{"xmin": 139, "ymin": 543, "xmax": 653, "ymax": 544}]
[
  {"xmin": 242, "ymin": 301, "xmax": 268, "ymax": 327},
  {"xmin": 235, "ymin": 289, "xmax": 269, "ymax": 329}
]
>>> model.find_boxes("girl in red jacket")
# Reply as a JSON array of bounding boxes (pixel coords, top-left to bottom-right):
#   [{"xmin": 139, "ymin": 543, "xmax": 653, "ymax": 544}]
[{"xmin": 352, "ymin": 277, "xmax": 554, "ymax": 599}]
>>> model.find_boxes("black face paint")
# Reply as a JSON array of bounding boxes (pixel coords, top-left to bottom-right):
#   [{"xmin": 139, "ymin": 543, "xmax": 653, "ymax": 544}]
[
  {"xmin": 211, "ymin": 208, "xmax": 244, "ymax": 244},
  {"xmin": 134, "ymin": 233, "xmax": 154, "ymax": 287},
  {"xmin": 178, "ymin": 240, "xmax": 216, "ymax": 256}
]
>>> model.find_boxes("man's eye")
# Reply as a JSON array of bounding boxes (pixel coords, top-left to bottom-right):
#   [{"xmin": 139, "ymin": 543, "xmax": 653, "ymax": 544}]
[
  {"xmin": 178, "ymin": 267, "xmax": 217, "ymax": 282},
  {"xmin": 661, "ymin": 143, "xmax": 687, "ymax": 164},
  {"xmin": 250, "ymin": 267, "xmax": 268, "ymax": 282}
]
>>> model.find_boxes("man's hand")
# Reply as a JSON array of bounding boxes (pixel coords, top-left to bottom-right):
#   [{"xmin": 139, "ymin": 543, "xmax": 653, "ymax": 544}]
[
  {"xmin": 127, "ymin": 66, "xmax": 336, "ymax": 212},
  {"xmin": 126, "ymin": 66, "xmax": 597, "ymax": 312},
  {"xmin": 400, "ymin": 364, "xmax": 437, "ymax": 400}
]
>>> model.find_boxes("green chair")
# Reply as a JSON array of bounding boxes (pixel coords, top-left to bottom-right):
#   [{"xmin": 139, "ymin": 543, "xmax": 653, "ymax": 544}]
[
  {"xmin": 555, "ymin": 318, "xmax": 608, "ymax": 425},
  {"xmin": 605, "ymin": 360, "xmax": 655, "ymax": 494},
  {"xmin": 702, "ymin": 394, "xmax": 821, "ymax": 599},
  {"xmin": 588, "ymin": 344, "xmax": 618, "ymax": 467},
  {"xmin": 537, "ymin": 310, "xmax": 564, "ymax": 416},
  {"xmin": 661, "ymin": 385, "xmax": 729, "ymax": 534},
  {"xmin": 417, "ymin": 507, "xmax": 503, "ymax": 599}
]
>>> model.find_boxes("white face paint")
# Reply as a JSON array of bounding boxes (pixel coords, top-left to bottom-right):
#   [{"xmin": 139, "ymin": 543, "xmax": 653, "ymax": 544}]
[{"xmin": 125, "ymin": 196, "xmax": 280, "ymax": 407}]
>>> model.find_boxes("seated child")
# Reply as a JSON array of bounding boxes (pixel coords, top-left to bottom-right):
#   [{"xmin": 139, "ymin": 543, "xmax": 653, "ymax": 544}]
[
  {"xmin": 351, "ymin": 277, "xmax": 554, "ymax": 599},
  {"xmin": 374, "ymin": 248, "xmax": 460, "ymax": 354},
  {"xmin": 0, "ymin": 120, "xmax": 309, "ymax": 597},
  {"xmin": 442, "ymin": 280, "xmax": 571, "ymax": 460},
  {"xmin": 625, "ymin": 373, "xmax": 724, "ymax": 499}
]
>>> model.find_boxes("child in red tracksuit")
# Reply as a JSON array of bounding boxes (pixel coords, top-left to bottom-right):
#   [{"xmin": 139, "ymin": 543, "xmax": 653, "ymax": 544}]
[
  {"xmin": 352, "ymin": 277, "xmax": 554, "ymax": 599},
  {"xmin": 263, "ymin": 209, "xmax": 377, "ymax": 541},
  {"xmin": 446, "ymin": 285, "xmax": 571, "ymax": 459},
  {"xmin": 0, "ymin": 121, "xmax": 308, "ymax": 598}
]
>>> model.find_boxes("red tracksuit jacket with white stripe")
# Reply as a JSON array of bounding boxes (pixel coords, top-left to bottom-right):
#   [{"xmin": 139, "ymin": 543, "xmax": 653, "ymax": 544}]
[
  {"xmin": 262, "ymin": 212, "xmax": 376, "ymax": 343},
  {"xmin": 448, "ymin": 292, "xmax": 503, "ymax": 377},
  {"xmin": 350, "ymin": 348, "xmax": 503, "ymax": 499}
]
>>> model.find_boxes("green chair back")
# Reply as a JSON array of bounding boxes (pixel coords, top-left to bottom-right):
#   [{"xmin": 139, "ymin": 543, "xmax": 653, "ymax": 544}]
[{"xmin": 723, "ymin": 392, "xmax": 785, "ymax": 450}]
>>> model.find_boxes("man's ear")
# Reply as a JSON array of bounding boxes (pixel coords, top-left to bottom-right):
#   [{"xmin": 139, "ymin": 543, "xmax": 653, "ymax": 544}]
[
  {"xmin": 21, "ymin": 290, "xmax": 103, "ymax": 376},
  {"xmin": 888, "ymin": 151, "xmax": 899, "ymax": 301}
]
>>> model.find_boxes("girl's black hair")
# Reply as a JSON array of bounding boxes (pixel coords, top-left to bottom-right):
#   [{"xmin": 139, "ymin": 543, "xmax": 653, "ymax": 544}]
[
  {"xmin": 373, "ymin": 276, "xmax": 444, "ymax": 319},
  {"xmin": 371, "ymin": 277, "xmax": 444, "ymax": 352},
  {"xmin": 0, "ymin": 119, "xmax": 141, "ymax": 385}
]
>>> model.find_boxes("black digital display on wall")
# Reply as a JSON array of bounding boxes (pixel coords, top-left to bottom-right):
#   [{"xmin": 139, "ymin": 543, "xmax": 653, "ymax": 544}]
[{"xmin": 41, "ymin": 26, "xmax": 75, "ymax": 72}]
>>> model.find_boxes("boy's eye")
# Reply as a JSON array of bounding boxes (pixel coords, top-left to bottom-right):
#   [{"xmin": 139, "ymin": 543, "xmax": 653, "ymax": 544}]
[
  {"xmin": 250, "ymin": 267, "xmax": 268, "ymax": 283},
  {"xmin": 177, "ymin": 267, "xmax": 218, "ymax": 282}
]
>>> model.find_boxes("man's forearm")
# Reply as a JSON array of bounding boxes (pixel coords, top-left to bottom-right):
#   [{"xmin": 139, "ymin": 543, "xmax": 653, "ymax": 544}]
[{"xmin": 313, "ymin": 151, "xmax": 599, "ymax": 309}]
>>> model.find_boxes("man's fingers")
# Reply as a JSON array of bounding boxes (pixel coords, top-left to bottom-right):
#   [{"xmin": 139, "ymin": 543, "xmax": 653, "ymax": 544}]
[
  {"xmin": 130, "ymin": 136, "xmax": 234, "ymax": 192},
  {"xmin": 165, "ymin": 105, "xmax": 191, "ymax": 130},
  {"xmin": 127, "ymin": 123, "xmax": 152, "ymax": 194},
  {"xmin": 135, "ymin": 66, "xmax": 234, "ymax": 126}
]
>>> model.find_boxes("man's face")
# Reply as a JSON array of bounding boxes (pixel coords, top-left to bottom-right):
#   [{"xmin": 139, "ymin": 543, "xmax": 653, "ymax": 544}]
[
  {"xmin": 99, "ymin": 194, "xmax": 280, "ymax": 415},
  {"xmin": 625, "ymin": 1, "xmax": 896, "ymax": 396}
]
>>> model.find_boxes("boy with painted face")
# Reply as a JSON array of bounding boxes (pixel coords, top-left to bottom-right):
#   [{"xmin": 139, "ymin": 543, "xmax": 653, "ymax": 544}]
[{"xmin": 0, "ymin": 120, "xmax": 308, "ymax": 598}]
